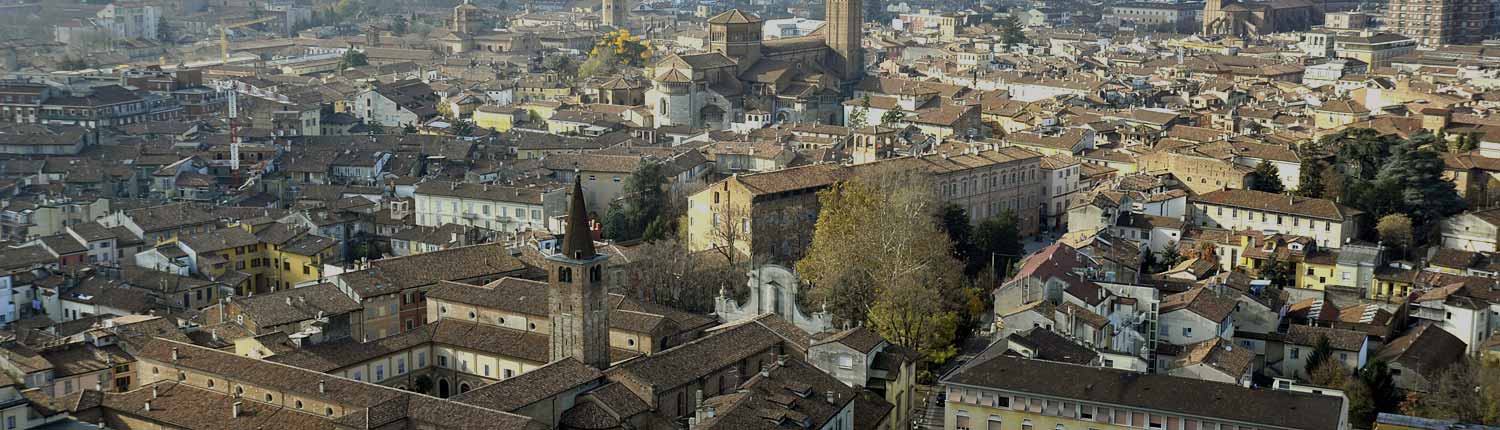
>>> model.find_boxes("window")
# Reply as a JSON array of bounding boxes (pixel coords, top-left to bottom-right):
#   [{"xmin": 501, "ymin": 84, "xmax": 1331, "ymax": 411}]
[
  {"xmin": 1182, "ymin": 327, "xmax": 1192, "ymax": 337},
  {"xmin": 1290, "ymin": 347, "xmax": 1300, "ymax": 359},
  {"xmin": 325, "ymin": 408, "xmax": 334, "ymax": 417},
  {"xmin": 295, "ymin": 400, "xmax": 304, "ymax": 409},
  {"xmin": 484, "ymin": 365, "xmax": 491, "ymax": 376},
  {"xmin": 504, "ymin": 369, "xmax": 514, "ymax": 378},
  {"xmin": 1023, "ymin": 420, "xmax": 1035, "ymax": 430},
  {"xmin": 438, "ymin": 356, "xmax": 448, "ymax": 368},
  {"xmin": 417, "ymin": 352, "xmax": 427, "ymax": 367},
  {"xmin": 837, "ymin": 354, "xmax": 854, "ymax": 369},
  {"xmin": 265, "ymin": 393, "xmax": 274, "ymax": 402},
  {"xmin": 376, "ymin": 365, "xmax": 384, "ymax": 381}
]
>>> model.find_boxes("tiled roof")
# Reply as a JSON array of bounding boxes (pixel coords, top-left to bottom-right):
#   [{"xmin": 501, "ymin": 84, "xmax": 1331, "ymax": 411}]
[
  {"xmin": 337, "ymin": 243, "xmax": 527, "ymax": 298},
  {"xmin": 451, "ymin": 358, "xmax": 602, "ymax": 412},
  {"xmin": 234, "ymin": 283, "xmax": 361, "ymax": 330},
  {"xmin": 1285, "ymin": 324, "xmax": 1367, "ymax": 351},
  {"xmin": 943, "ymin": 351, "xmax": 1344, "ymax": 430},
  {"xmin": 609, "ymin": 317, "xmax": 784, "ymax": 391},
  {"xmin": 1192, "ymin": 189, "xmax": 1358, "ymax": 221},
  {"xmin": 812, "ymin": 326, "xmax": 885, "ymax": 353},
  {"xmin": 1160, "ymin": 287, "xmax": 1236, "ymax": 322}
]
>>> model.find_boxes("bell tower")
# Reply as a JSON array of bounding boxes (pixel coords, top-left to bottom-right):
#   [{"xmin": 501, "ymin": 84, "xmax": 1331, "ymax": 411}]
[
  {"xmin": 603, "ymin": 0, "xmax": 626, "ymax": 29},
  {"xmin": 826, "ymin": 0, "xmax": 864, "ymax": 85},
  {"xmin": 548, "ymin": 176, "xmax": 611, "ymax": 370}
]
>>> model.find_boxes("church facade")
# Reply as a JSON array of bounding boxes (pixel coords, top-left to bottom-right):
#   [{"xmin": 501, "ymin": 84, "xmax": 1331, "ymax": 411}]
[
  {"xmin": 1201, "ymin": 0, "xmax": 1317, "ymax": 37},
  {"xmin": 437, "ymin": 1, "xmax": 542, "ymax": 55},
  {"xmin": 645, "ymin": 0, "xmax": 866, "ymax": 129}
]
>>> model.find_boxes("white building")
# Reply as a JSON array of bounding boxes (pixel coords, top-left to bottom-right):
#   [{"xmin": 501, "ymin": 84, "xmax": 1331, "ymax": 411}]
[
  {"xmin": 1439, "ymin": 209, "xmax": 1500, "ymax": 252},
  {"xmin": 1190, "ymin": 189, "xmax": 1360, "ymax": 249},
  {"xmin": 97, "ymin": 3, "xmax": 161, "ymax": 41},
  {"xmin": 413, "ymin": 181, "xmax": 565, "ymax": 234},
  {"xmin": 1040, "ymin": 154, "xmax": 1081, "ymax": 232}
]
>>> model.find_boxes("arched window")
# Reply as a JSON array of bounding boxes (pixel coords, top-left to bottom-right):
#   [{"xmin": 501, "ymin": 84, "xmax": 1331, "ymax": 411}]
[
  {"xmin": 265, "ymin": 393, "xmax": 274, "ymax": 402},
  {"xmin": 295, "ymin": 400, "xmax": 303, "ymax": 409},
  {"xmin": 589, "ymin": 266, "xmax": 602, "ymax": 282},
  {"xmin": 325, "ymin": 407, "xmax": 334, "ymax": 417},
  {"xmin": 559, "ymin": 267, "xmax": 573, "ymax": 282}
]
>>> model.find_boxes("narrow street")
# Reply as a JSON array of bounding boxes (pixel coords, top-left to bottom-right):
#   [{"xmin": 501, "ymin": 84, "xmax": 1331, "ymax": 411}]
[{"xmin": 912, "ymin": 334, "xmax": 996, "ymax": 429}]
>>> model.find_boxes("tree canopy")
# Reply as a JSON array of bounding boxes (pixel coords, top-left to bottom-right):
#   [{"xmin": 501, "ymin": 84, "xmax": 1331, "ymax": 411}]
[
  {"xmin": 1248, "ymin": 160, "xmax": 1285, "ymax": 194},
  {"xmin": 797, "ymin": 170, "xmax": 967, "ymax": 364}
]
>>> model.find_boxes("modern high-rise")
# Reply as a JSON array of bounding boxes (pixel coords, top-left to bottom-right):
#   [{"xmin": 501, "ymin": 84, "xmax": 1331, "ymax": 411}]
[{"xmin": 1384, "ymin": 0, "xmax": 1493, "ymax": 46}]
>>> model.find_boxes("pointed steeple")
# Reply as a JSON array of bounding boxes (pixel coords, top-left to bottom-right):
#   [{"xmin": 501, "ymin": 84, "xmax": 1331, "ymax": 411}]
[{"xmin": 561, "ymin": 175, "xmax": 596, "ymax": 260}]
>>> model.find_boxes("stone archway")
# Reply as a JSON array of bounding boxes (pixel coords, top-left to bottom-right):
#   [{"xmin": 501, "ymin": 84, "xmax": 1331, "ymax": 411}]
[
  {"xmin": 438, "ymin": 378, "xmax": 451, "ymax": 398},
  {"xmin": 459, "ymin": 382, "xmax": 472, "ymax": 394}
]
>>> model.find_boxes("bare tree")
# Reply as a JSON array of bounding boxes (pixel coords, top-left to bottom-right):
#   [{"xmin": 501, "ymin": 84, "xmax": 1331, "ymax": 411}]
[
  {"xmin": 618, "ymin": 237, "xmax": 745, "ymax": 313},
  {"xmin": 706, "ymin": 202, "xmax": 751, "ymax": 268}
]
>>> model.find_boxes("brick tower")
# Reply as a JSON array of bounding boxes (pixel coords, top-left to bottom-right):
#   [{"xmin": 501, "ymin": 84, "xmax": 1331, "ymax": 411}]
[
  {"xmin": 826, "ymin": 0, "xmax": 865, "ymax": 85},
  {"xmin": 547, "ymin": 176, "xmax": 611, "ymax": 369}
]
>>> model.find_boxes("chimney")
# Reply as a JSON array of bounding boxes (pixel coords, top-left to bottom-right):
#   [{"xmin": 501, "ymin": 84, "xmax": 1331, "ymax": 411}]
[
  {"xmin": 171, "ymin": 347, "xmax": 180, "ymax": 361},
  {"xmin": 144, "ymin": 401, "xmax": 152, "ymax": 412},
  {"xmin": 318, "ymin": 380, "xmax": 326, "ymax": 393},
  {"xmin": 152, "ymin": 386, "xmax": 159, "ymax": 398},
  {"xmin": 286, "ymin": 297, "xmax": 293, "ymax": 306},
  {"xmin": 826, "ymin": 390, "xmax": 837, "ymax": 404},
  {"xmin": 232, "ymin": 401, "xmax": 243, "ymax": 418}
]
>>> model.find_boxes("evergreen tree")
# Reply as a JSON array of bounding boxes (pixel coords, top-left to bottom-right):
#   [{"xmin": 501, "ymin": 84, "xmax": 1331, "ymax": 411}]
[
  {"xmin": 974, "ymin": 211, "xmax": 1024, "ymax": 281},
  {"xmin": 1375, "ymin": 142, "xmax": 1467, "ymax": 242},
  {"xmin": 1259, "ymin": 253, "xmax": 1295, "ymax": 288},
  {"xmin": 998, "ymin": 15, "xmax": 1027, "ymax": 48},
  {"xmin": 338, "ymin": 49, "xmax": 369, "ymax": 69},
  {"xmin": 1297, "ymin": 158, "xmax": 1328, "ymax": 198},
  {"xmin": 1248, "ymin": 160, "xmax": 1285, "ymax": 194},
  {"xmin": 1304, "ymin": 336, "xmax": 1334, "ymax": 378},
  {"xmin": 1160, "ymin": 242, "xmax": 1182, "ymax": 270},
  {"xmin": 936, "ymin": 203, "xmax": 977, "ymax": 273},
  {"xmin": 601, "ymin": 204, "xmax": 635, "ymax": 240}
]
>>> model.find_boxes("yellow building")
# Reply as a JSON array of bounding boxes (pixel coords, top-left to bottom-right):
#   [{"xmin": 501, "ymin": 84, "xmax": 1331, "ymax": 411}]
[
  {"xmin": 175, "ymin": 226, "xmax": 270, "ymax": 295},
  {"xmin": 941, "ymin": 352, "xmax": 1349, "ymax": 430},
  {"xmin": 1371, "ymin": 264, "xmax": 1416, "ymax": 301},
  {"xmin": 474, "ymin": 105, "xmax": 524, "ymax": 132},
  {"xmin": 1313, "ymin": 100, "xmax": 1370, "ymax": 130},
  {"xmin": 267, "ymin": 234, "xmax": 338, "ymax": 291}
]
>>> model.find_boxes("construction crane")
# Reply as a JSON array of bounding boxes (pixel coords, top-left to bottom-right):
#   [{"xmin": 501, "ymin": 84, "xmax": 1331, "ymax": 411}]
[{"xmin": 219, "ymin": 16, "xmax": 280, "ymax": 65}]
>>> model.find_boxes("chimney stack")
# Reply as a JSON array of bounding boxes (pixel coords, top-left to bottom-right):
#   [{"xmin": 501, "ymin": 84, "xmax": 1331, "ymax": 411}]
[
  {"xmin": 171, "ymin": 347, "xmax": 179, "ymax": 361},
  {"xmin": 144, "ymin": 401, "xmax": 152, "ymax": 412},
  {"xmin": 232, "ymin": 401, "xmax": 243, "ymax": 418},
  {"xmin": 152, "ymin": 386, "xmax": 159, "ymax": 399},
  {"xmin": 318, "ymin": 380, "xmax": 326, "ymax": 393},
  {"xmin": 826, "ymin": 390, "xmax": 837, "ymax": 404}
]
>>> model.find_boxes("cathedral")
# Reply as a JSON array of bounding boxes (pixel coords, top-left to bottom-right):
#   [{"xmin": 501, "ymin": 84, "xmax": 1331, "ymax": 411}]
[
  {"xmin": 1201, "ymin": 0, "xmax": 1317, "ymax": 37},
  {"xmin": 645, "ymin": 0, "xmax": 866, "ymax": 129},
  {"xmin": 436, "ymin": 0, "xmax": 541, "ymax": 55}
]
